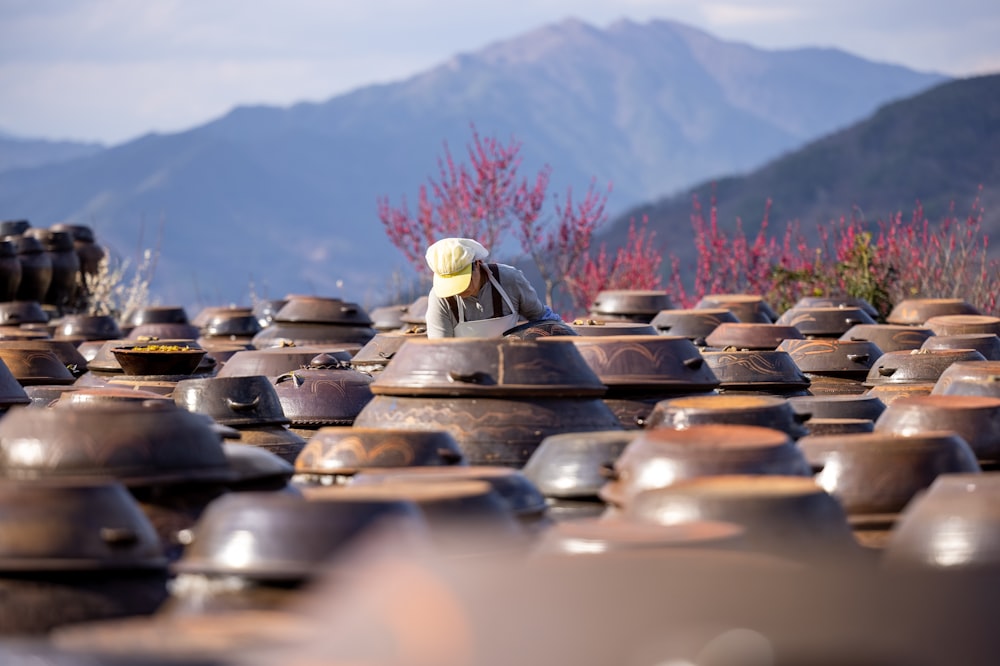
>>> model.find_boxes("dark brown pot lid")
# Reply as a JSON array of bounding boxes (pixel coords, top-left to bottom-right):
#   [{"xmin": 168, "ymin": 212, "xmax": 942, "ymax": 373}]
[{"xmin": 569, "ymin": 335, "xmax": 720, "ymax": 390}]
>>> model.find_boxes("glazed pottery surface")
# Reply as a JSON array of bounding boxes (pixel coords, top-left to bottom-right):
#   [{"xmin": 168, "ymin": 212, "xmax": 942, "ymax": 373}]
[
  {"xmin": 522, "ymin": 430, "xmax": 638, "ymax": 499},
  {"xmin": 887, "ymin": 298, "xmax": 980, "ymax": 325},
  {"xmin": 840, "ymin": 324, "xmax": 933, "ymax": 352},
  {"xmin": 874, "ymin": 394, "xmax": 1000, "ymax": 461},
  {"xmin": 294, "ymin": 427, "xmax": 465, "ymax": 476}
]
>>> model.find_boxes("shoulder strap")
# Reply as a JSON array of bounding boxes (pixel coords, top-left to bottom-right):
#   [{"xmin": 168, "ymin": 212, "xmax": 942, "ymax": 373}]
[{"xmin": 488, "ymin": 263, "xmax": 503, "ymax": 315}]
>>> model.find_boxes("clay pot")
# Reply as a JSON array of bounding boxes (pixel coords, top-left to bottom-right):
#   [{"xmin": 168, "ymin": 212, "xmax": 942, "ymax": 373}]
[
  {"xmin": 198, "ymin": 308, "xmax": 262, "ymax": 341},
  {"xmin": 794, "ymin": 296, "xmax": 879, "ymax": 319},
  {"xmin": 370, "ymin": 337, "xmax": 606, "ymax": 398},
  {"xmin": 0, "ymin": 479, "xmax": 168, "ymax": 635},
  {"xmin": 501, "ymin": 319, "xmax": 579, "ymax": 339},
  {"xmin": 568, "ymin": 321, "xmax": 658, "ymax": 336},
  {"xmin": 0, "ymin": 339, "xmax": 88, "ymax": 377},
  {"xmin": 568, "ymin": 335, "xmax": 720, "ymax": 393},
  {"xmin": 649, "ymin": 308, "xmax": 739, "ymax": 344},
  {"xmin": 252, "ymin": 320, "xmax": 376, "ymax": 348},
  {"xmin": 646, "ymin": 393, "xmax": 809, "ymax": 440},
  {"xmin": 0, "ymin": 300, "xmax": 47, "ymax": 326},
  {"xmin": 271, "ymin": 295, "xmax": 373, "ymax": 326},
  {"xmin": 932, "ymin": 360, "xmax": 1000, "ymax": 398},
  {"xmin": 53, "ymin": 387, "xmax": 171, "ymax": 409},
  {"xmin": 921, "ymin": 334, "xmax": 1000, "ymax": 360},
  {"xmin": 54, "ymin": 314, "xmax": 122, "ymax": 341},
  {"xmin": 775, "ymin": 306, "xmax": 876, "ymax": 338},
  {"xmin": 883, "ymin": 473, "xmax": 1000, "ymax": 572},
  {"xmin": 252, "ymin": 296, "xmax": 376, "ymax": 348},
  {"xmin": 695, "ymin": 294, "xmax": 778, "ymax": 323},
  {"xmin": 351, "ymin": 331, "xmax": 426, "ymax": 374},
  {"xmin": 124, "ymin": 306, "xmax": 190, "ymax": 330},
  {"xmin": 799, "ymin": 431, "xmax": 980, "ymax": 518},
  {"xmin": 49, "ymin": 223, "xmax": 105, "ymax": 278},
  {"xmin": 174, "ymin": 375, "xmax": 289, "ymax": 427},
  {"xmin": 354, "ymin": 395, "xmax": 622, "ymax": 467},
  {"xmin": 351, "ymin": 466, "xmax": 549, "ymax": 529},
  {"xmin": 600, "ymin": 424, "xmax": 812, "ymax": 508},
  {"xmin": 0, "ymin": 240, "xmax": 22, "ymax": 301},
  {"xmin": 874, "ymin": 394, "xmax": 1000, "ymax": 462},
  {"xmin": 251, "ymin": 298, "xmax": 287, "ymax": 328},
  {"xmin": 864, "ymin": 348, "xmax": 987, "ymax": 387},
  {"xmin": 369, "ymin": 303, "xmax": 409, "ymax": 332},
  {"xmin": 303, "ymin": 481, "xmax": 524, "ymax": 556},
  {"xmin": 28, "ymin": 229, "xmax": 79, "ymax": 309},
  {"xmin": 701, "ymin": 349, "xmax": 810, "ymax": 395},
  {"xmin": 228, "ymin": 425, "xmax": 308, "ymax": 465},
  {"xmin": 173, "ymin": 490, "xmax": 422, "ymax": 581},
  {"xmin": 222, "ymin": 442, "xmax": 295, "ymax": 492},
  {"xmin": 840, "ymin": 323, "xmax": 933, "ymax": 352},
  {"xmin": 787, "ymin": 394, "xmax": 886, "ymax": 422},
  {"xmin": 217, "ymin": 345, "xmax": 354, "ymax": 378},
  {"xmin": 12, "ymin": 235, "xmax": 52, "ymax": 303},
  {"xmin": 924, "ymin": 314, "xmax": 1000, "ymax": 337},
  {"xmin": 887, "ymin": 298, "xmax": 980, "ymax": 325},
  {"xmin": 111, "ymin": 345, "xmax": 207, "ymax": 377},
  {"xmin": 535, "ymin": 517, "xmax": 745, "ymax": 555},
  {"xmin": 588, "ymin": 290, "xmax": 673, "ymax": 323},
  {"xmin": 85, "ymin": 338, "xmax": 212, "ymax": 375},
  {"xmin": 272, "ymin": 354, "xmax": 374, "ymax": 430},
  {"xmin": 522, "ymin": 430, "xmax": 636, "ymax": 501},
  {"xmin": 0, "ymin": 220, "xmax": 30, "ymax": 236},
  {"xmin": 0, "ymin": 345, "xmax": 75, "ymax": 385},
  {"xmin": 777, "ymin": 339, "xmax": 882, "ymax": 378},
  {"xmin": 400, "ymin": 296, "xmax": 428, "ymax": 325},
  {"xmin": 294, "ymin": 427, "xmax": 465, "ymax": 482},
  {"xmin": 625, "ymin": 475, "xmax": 860, "ymax": 561},
  {"xmin": 705, "ymin": 323, "xmax": 804, "ymax": 350}
]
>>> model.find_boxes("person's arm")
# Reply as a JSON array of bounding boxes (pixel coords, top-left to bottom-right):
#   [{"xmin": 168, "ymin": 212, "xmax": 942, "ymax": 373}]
[
  {"xmin": 425, "ymin": 291, "xmax": 456, "ymax": 338},
  {"xmin": 506, "ymin": 266, "xmax": 560, "ymax": 322}
]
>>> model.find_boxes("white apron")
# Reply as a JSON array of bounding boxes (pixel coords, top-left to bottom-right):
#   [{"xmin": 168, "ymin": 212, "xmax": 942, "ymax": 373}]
[{"xmin": 453, "ymin": 269, "xmax": 520, "ymax": 338}]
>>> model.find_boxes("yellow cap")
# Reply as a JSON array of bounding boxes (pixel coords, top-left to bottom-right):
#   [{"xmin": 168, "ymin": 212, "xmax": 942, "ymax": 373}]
[{"xmin": 425, "ymin": 238, "xmax": 489, "ymax": 297}]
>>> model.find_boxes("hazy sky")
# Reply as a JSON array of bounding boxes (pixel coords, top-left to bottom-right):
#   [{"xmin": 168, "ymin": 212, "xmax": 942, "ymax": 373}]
[{"xmin": 2, "ymin": 0, "xmax": 999, "ymax": 145}]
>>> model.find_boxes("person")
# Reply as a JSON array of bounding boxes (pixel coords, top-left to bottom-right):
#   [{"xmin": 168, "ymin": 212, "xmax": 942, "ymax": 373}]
[{"xmin": 424, "ymin": 237, "xmax": 561, "ymax": 338}]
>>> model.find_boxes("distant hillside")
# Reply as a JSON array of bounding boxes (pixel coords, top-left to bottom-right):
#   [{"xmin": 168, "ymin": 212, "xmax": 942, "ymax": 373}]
[
  {"xmin": 608, "ymin": 73, "xmax": 1000, "ymax": 277},
  {"xmin": 0, "ymin": 134, "xmax": 105, "ymax": 173},
  {"xmin": 0, "ymin": 18, "xmax": 946, "ymax": 308}
]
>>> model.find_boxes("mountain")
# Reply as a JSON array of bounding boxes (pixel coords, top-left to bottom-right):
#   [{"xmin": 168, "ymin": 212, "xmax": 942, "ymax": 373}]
[
  {"xmin": 0, "ymin": 134, "xmax": 105, "ymax": 173},
  {"xmin": 605, "ymin": 73, "xmax": 1000, "ymax": 277},
  {"xmin": 0, "ymin": 18, "xmax": 947, "ymax": 309}
]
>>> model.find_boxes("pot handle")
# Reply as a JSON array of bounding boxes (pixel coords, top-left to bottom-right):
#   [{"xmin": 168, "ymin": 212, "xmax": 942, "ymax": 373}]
[
  {"xmin": 378, "ymin": 351, "xmax": 396, "ymax": 360},
  {"xmin": 448, "ymin": 370, "xmax": 494, "ymax": 385},
  {"xmin": 846, "ymin": 353, "xmax": 870, "ymax": 364},
  {"xmin": 226, "ymin": 395, "xmax": 261, "ymax": 412},
  {"xmin": 275, "ymin": 372, "xmax": 304, "ymax": 387},
  {"xmin": 877, "ymin": 366, "xmax": 897, "ymax": 377},
  {"xmin": 438, "ymin": 449, "xmax": 464, "ymax": 464},
  {"xmin": 598, "ymin": 462, "xmax": 618, "ymax": 480},
  {"xmin": 682, "ymin": 357, "xmax": 704, "ymax": 369},
  {"xmin": 100, "ymin": 527, "xmax": 139, "ymax": 547}
]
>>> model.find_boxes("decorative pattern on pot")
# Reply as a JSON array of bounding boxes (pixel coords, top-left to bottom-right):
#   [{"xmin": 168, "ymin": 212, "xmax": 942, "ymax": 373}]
[
  {"xmin": 599, "ymin": 424, "xmax": 811, "ymax": 508},
  {"xmin": 272, "ymin": 354, "xmax": 374, "ymax": 432},
  {"xmin": 887, "ymin": 298, "xmax": 980, "ymax": 325},
  {"xmin": 650, "ymin": 308, "xmax": 739, "ymax": 345},
  {"xmin": 293, "ymin": 427, "xmax": 465, "ymax": 483},
  {"xmin": 701, "ymin": 349, "xmax": 810, "ymax": 395},
  {"xmin": 775, "ymin": 306, "xmax": 876, "ymax": 338},
  {"xmin": 874, "ymin": 394, "xmax": 1000, "ymax": 462},
  {"xmin": 777, "ymin": 338, "xmax": 883, "ymax": 395},
  {"xmin": 840, "ymin": 323, "xmax": 933, "ymax": 352}
]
